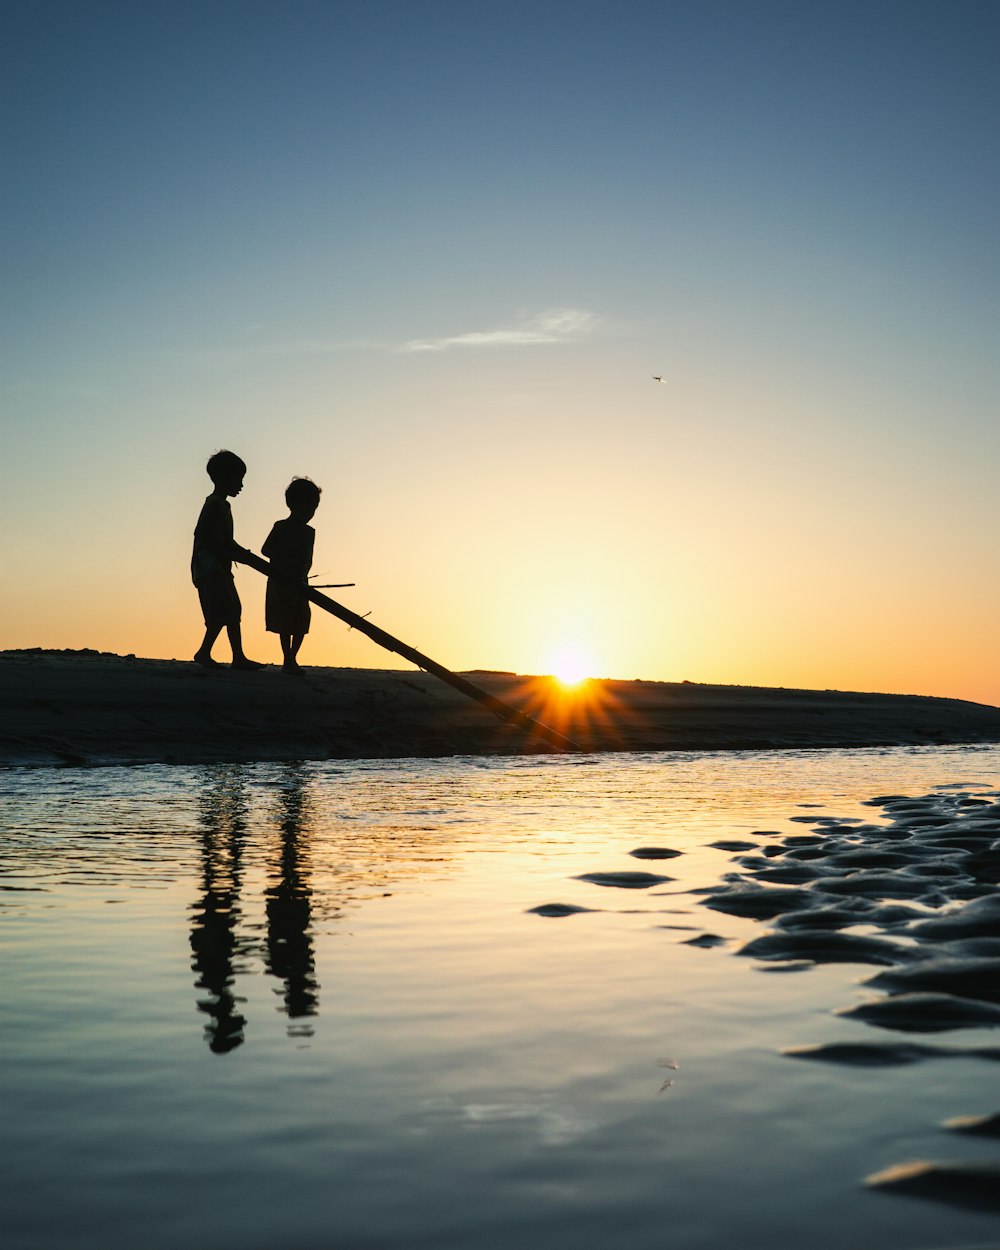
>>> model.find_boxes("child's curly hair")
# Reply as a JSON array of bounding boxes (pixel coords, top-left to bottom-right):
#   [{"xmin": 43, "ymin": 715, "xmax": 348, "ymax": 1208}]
[{"xmin": 285, "ymin": 477, "xmax": 321, "ymax": 510}]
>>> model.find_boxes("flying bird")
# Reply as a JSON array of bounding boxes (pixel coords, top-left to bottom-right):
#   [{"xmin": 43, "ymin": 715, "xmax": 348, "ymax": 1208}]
[{"xmin": 651, "ymin": 374, "xmax": 666, "ymax": 383}]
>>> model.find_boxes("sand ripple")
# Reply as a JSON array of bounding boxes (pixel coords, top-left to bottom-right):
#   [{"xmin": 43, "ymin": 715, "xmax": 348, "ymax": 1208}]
[
  {"xmin": 739, "ymin": 930, "xmax": 913, "ymax": 966},
  {"xmin": 701, "ymin": 788, "xmax": 1000, "ymax": 982},
  {"xmin": 865, "ymin": 957, "xmax": 1000, "ymax": 1005},
  {"xmin": 783, "ymin": 1041, "xmax": 947, "ymax": 1065},
  {"xmin": 575, "ymin": 870, "xmax": 672, "ymax": 889},
  {"xmin": 865, "ymin": 1159, "xmax": 1000, "ymax": 1212},
  {"xmin": 943, "ymin": 1111, "xmax": 1000, "ymax": 1137},
  {"xmin": 528, "ymin": 903, "xmax": 598, "ymax": 918},
  {"xmin": 530, "ymin": 784, "xmax": 1000, "ymax": 1209},
  {"xmin": 696, "ymin": 785, "xmax": 1000, "ymax": 1210},
  {"xmin": 702, "ymin": 884, "xmax": 814, "ymax": 918},
  {"xmin": 909, "ymin": 894, "xmax": 1000, "ymax": 940},
  {"xmin": 784, "ymin": 1041, "xmax": 1000, "ymax": 1066},
  {"xmin": 835, "ymin": 992, "xmax": 1000, "ymax": 1032}
]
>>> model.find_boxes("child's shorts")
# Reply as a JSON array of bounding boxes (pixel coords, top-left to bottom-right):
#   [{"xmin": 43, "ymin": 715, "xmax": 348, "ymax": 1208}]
[{"xmin": 197, "ymin": 574, "xmax": 241, "ymax": 628}]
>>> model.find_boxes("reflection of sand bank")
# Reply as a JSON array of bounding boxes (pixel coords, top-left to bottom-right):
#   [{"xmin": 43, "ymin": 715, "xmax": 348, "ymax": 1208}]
[{"xmin": 5, "ymin": 648, "xmax": 1000, "ymax": 766}]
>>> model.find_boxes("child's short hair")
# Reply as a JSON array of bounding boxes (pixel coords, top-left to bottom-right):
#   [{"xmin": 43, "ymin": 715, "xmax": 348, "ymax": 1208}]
[
  {"xmin": 207, "ymin": 449, "xmax": 247, "ymax": 483},
  {"xmin": 286, "ymin": 477, "xmax": 321, "ymax": 510}
]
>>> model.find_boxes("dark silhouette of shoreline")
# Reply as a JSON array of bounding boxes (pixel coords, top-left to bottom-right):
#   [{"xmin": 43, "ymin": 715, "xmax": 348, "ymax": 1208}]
[{"xmin": 4, "ymin": 649, "xmax": 1000, "ymax": 767}]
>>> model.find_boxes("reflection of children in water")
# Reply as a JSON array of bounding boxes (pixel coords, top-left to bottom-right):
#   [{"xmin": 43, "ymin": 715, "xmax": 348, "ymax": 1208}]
[
  {"xmin": 189, "ymin": 768, "xmax": 251, "ymax": 1054},
  {"xmin": 264, "ymin": 766, "xmax": 319, "ymax": 1031},
  {"xmin": 189, "ymin": 765, "xmax": 319, "ymax": 1053}
]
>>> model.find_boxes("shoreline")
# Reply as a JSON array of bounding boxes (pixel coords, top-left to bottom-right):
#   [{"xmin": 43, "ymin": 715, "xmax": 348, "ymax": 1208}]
[{"xmin": 4, "ymin": 647, "xmax": 1000, "ymax": 768}]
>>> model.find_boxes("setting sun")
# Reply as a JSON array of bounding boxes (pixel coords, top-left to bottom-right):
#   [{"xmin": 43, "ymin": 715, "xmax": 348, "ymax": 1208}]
[{"xmin": 547, "ymin": 644, "xmax": 593, "ymax": 688}]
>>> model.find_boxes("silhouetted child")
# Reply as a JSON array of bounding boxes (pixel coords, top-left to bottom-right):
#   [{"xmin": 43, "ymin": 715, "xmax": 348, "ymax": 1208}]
[
  {"xmin": 262, "ymin": 477, "xmax": 321, "ymax": 672},
  {"xmin": 192, "ymin": 450, "xmax": 262, "ymax": 670}
]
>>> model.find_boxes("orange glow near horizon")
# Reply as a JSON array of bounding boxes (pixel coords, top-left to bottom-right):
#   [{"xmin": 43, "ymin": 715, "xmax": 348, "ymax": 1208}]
[
  {"xmin": 6, "ymin": 479, "xmax": 1000, "ymax": 711},
  {"xmin": 511, "ymin": 675, "xmax": 627, "ymax": 752}
]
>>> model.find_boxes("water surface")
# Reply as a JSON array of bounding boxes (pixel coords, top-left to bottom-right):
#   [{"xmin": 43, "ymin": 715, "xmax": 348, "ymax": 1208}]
[{"xmin": 3, "ymin": 746, "xmax": 1000, "ymax": 1249}]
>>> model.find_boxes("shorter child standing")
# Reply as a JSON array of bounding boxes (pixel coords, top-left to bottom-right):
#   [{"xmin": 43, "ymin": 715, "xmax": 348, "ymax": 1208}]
[{"xmin": 262, "ymin": 477, "xmax": 322, "ymax": 672}]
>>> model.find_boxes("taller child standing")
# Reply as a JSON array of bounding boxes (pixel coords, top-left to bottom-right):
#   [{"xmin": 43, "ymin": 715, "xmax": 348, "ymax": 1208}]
[
  {"xmin": 191, "ymin": 449, "xmax": 262, "ymax": 670},
  {"xmin": 262, "ymin": 477, "xmax": 322, "ymax": 672}
]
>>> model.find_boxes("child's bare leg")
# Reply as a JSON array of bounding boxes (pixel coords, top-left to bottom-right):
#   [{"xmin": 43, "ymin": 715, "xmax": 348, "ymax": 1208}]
[
  {"xmin": 194, "ymin": 625, "xmax": 223, "ymax": 667},
  {"xmin": 227, "ymin": 623, "xmax": 263, "ymax": 670},
  {"xmin": 281, "ymin": 632, "xmax": 302, "ymax": 671}
]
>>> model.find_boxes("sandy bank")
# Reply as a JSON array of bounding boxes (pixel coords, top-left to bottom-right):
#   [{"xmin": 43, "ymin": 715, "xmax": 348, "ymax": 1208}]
[{"xmin": 3, "ymin": 648, "xmax": 1000, "ymax": 768}]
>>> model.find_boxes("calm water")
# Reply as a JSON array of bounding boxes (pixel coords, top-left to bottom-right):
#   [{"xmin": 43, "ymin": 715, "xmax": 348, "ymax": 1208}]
[{"xmin": 3, "ymin": 745, "xmax": 1000, "ymax": 1250}]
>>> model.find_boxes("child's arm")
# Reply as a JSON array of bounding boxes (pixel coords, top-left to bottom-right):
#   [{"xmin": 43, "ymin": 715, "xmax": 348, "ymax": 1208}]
[{"xmin": 260, "ymin": 524, "xmax": 280, "ymax": 567}]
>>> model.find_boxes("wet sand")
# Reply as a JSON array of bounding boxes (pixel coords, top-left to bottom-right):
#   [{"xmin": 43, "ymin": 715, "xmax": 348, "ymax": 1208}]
[
  {"xmin": 534, "ymin": 781, "xmax": 1000, "ymax": 1216},
  {"xmin": 4, "ymin": 648, "xmax": 1000, "ymax": 767},
  {"xmin": 703, "ymin": 787, "xmax": 1000, "ymax": 1214}
]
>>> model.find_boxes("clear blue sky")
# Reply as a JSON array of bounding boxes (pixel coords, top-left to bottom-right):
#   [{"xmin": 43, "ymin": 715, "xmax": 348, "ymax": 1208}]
[{"xmin": 3, "ymin": 1, "xmax": 999, "ymax": 700}]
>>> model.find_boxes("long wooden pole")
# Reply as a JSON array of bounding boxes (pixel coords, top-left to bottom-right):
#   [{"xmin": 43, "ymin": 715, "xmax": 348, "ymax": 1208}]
[{"xmin": 239, "ymin": 549, "xmax": 579, "ymax": 752}]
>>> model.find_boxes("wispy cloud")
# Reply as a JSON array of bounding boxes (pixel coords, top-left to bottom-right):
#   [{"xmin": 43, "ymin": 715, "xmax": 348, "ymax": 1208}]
[
  {"xmin": 400, "ymin": 308, "xmax": 598, "ymax": 353},
  {"xmin": 166, "ymin": 309, "xmax": 600, "ymax": 367}
]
